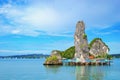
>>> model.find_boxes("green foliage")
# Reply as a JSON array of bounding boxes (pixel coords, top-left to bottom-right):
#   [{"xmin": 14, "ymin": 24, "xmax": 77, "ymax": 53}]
[
  {"xmin": 95, "ymin": 54, "xmax": 112, "ymax": 59},
  {"xmin": 61, "ymin": 46, "xmax": 75, "ymax": 59},
  {"xmin": 89, "ymin": 38, "xmax": 101, "ymax": 48},
  {"xmin": 95, "ymin": 54, "xmax": 105, "ymax": 58},
  {"xmin": 46, "ymin": 55, "xmax": 58, "ymax": 62},
  {"xmin": 89, "ymin": 38, "xmax": 110, "ymax": 50},
  {"xmin": 106, "ymin": 54, "xmax": 113, "ymax": 59},
  {"xmin": 83, "ymin": 34, "xmax": 87, "ymax": 39}
]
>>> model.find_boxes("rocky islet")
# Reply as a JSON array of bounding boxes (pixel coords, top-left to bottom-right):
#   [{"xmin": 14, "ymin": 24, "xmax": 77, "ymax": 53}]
[{"xmin": 44, "ymin": 21, "xmax": 110, "ymax": 65}]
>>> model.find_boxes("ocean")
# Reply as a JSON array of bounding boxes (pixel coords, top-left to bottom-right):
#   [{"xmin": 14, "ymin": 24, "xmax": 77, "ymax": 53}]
[{"xmin": 0, "ymin": 58, "xmax": 120, "ymax": 80}]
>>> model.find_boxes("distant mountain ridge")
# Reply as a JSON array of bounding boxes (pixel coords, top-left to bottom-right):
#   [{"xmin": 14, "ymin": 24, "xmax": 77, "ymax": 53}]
[
  {"xmin": 110, "ymin": 54, "xmax": 120, "ymax": 58},
  {"xmin": 0, "ymin": 54, "xmax": 49, "ymax": 59}
]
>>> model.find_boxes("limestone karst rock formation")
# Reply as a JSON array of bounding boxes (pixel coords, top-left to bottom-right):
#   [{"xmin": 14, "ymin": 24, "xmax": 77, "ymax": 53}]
[
  {"xmin": 44, "ymin": 21, "xmax": 110, "ymax": 65},
  {"xmin": 74, "ymin": 21, "xmax": 109, "ymax": 62},
  {"xmin": 74, "ymin": 21, "xmax": 89, "ymax": 62},
  {"xmin": 51, "ymin": 50, "xmax": 62, "ymax": 60},
  {"xmin": 89, "ymin": 38, "xmax": 109, "ymax": 57},
  {"xmin": 43, "ymin": 50, "xmax": 62, "ymax": 65}
]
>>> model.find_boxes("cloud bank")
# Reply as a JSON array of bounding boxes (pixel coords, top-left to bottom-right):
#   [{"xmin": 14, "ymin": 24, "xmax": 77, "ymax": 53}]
[{"xmin": 0, "ymin": 0, "xmax": 120, "ymax": 37}]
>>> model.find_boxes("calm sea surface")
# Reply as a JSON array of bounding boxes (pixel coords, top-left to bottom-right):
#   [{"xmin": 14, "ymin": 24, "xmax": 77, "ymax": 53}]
[{"xmin": 0, "ymin": 58, "xmax": 120, "ymax": 80}]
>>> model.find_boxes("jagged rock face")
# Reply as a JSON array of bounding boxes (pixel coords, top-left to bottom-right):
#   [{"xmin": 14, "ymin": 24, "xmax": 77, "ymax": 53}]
[
  {"xmin": 89, "ymin": 39, "xmax": 109, "ymax": 57},
  {"xmin": 51, "ymin": 50, "xmax": 62, "ymax": 60},
  {"xmin": 74, "ymin": 21, "xmax": 89, "ymax": 62}
]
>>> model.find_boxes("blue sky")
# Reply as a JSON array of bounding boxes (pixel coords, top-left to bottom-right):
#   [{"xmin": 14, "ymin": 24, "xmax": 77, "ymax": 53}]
[{"xmin": 0, "ymin": 0, "xmax": 120, "ymax": 55}]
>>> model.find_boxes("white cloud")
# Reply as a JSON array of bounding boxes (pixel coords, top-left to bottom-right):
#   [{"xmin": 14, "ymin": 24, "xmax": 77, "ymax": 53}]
[
  {"xmin": 11, "ymin": 29, "xmax": 20, "ymax": 34},
  {"xmin": 91, "ymin": 28, "xmax": 120, "ymax": 35},
  {"xmin": 0, "ymin": 0, "xmax": 120, "ymax": 36},
  {"xmin": 21, "ymin": 7, "xmax": 60, "ymax": 26},
  {"xmin": 0, "ymin": 3, "xmax": 68, "ymax": 36},
  {"xmin": 92, "ymin": 30, "xmax": 120, "ymax": 35}
]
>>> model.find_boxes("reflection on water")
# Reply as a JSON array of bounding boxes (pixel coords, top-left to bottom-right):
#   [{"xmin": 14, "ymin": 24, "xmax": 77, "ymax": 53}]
[
  {"xmin": 44, "ymin": 65, "xmax": 106, "ymax": 80},
  {"xmin": 44, "ymin": 65, "xmax": 62, "ymax": 74},
  {"xmin": 76, "ymin": 66, "xmax": 105, "ymax": 80}
]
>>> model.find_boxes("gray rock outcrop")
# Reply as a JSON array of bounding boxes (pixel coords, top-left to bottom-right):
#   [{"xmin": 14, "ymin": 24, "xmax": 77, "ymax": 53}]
[
  {"xmin": 51, "ymin": 50, "xmax": 62, "ymax": 60},
  {"xmin": 89, "ymin": 38, "xmax": 109, "ymax": 57},
  {"xmin": 74, "ymin": 21, "xmax": 89, "ymax": 62},
  {"xmin": 43, "ymin": 50, "xmax": 62, "ymax": 65},
  {"xmin": 44, "ymin": 58, "xmax": 63, "ymax": 65}
]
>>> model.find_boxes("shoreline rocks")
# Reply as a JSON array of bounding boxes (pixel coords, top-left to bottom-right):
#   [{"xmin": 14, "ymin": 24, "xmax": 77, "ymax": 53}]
[
  {"xmin": 43, "ymin": 55, "xmax": 63, "ymax": 65},
  {"xmin": 43, "ymin": 61, "xmax": 63, "ymax": 65}
]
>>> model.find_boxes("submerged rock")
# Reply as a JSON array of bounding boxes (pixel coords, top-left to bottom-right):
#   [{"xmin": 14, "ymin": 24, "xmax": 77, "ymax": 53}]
[
  {"xmin": 89, "ymin": 38, "xmax": 109, "ymax": 57},
  {"xmin": 74, "ymin": 21, "xmax": 89, "ymax": 62}
]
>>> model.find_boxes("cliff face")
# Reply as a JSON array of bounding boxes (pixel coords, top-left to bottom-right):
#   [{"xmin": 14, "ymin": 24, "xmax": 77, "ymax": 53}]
[
  {"xmin": 74, "ymin": 21, "xmax": 109, "ymax": 61},
  {"xmin": 89, "ymin": 38, "xmax": 109, "ymax": 57},
  {"xmin": 74, "ymin": 21, "xmax": 89, "ymax": 62}
]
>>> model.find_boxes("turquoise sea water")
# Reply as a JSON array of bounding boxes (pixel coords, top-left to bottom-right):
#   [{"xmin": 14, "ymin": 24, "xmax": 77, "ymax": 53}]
[{"xmin": 0, "ymin": 58, "xmax": 120, "ymax": 80}]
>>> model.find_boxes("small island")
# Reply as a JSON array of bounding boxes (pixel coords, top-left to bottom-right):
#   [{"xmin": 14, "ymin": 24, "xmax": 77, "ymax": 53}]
[{"xmin": 44, "ymin": 21, "xmax": 112, "ymax": 66}]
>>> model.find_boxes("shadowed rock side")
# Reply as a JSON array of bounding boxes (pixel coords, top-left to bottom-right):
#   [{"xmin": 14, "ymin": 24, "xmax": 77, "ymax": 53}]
[
  {"xmin": 89, "ymin": 38, "xmax": 109, "ymax": 57},
  {"xmin": 74, "ymin": 21, "xmax": 89, "ymax": 62}
]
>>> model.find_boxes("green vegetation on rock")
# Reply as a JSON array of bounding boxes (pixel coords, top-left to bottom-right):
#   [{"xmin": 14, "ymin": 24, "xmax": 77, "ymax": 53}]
[
  {"xmin": 95, "ymin": 54, "xmax": 112, "ymax": 59},
  {"xmin": 89, "ymin": 38, "xmax": 110, "ymax": 50},
  {"xmin": 51, "ymin": 37, "xmax": 110, "ymax": 59},
  {"xmin": 83, "ymin": 34, "xmax": 87, "ymax": 39},
  {"xmin": 46, "ymin": 55, "xmax": 58, "ymax": 62},
  {"xmin": 61, "ymin": 46, "xmax": 75, "ymax": 59},
  {"xmin": 89, "ymin": 38, "xmax": 101, "ymax": 48}
]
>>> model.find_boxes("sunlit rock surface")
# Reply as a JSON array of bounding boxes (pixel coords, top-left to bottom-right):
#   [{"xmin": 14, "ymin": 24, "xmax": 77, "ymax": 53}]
[
  {"xmin": 89, "ymin": 38, "xmax": 109, "ymax": 57},
  {"xmin": 74, "ymin": 21, "xmax": 89, "ymax": 62}
]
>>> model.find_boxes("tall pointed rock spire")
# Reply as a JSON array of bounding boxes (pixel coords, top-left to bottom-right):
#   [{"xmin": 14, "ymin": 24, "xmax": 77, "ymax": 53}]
[{"xmin": 74, "ymin": 21, "xmax": 89, "ymax": 62}]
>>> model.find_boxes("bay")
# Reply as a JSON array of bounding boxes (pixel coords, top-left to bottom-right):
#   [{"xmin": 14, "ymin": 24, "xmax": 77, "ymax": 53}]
[{"xmin": 0, "ymin": 58, "xmax": 120, "ymax": 80}]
